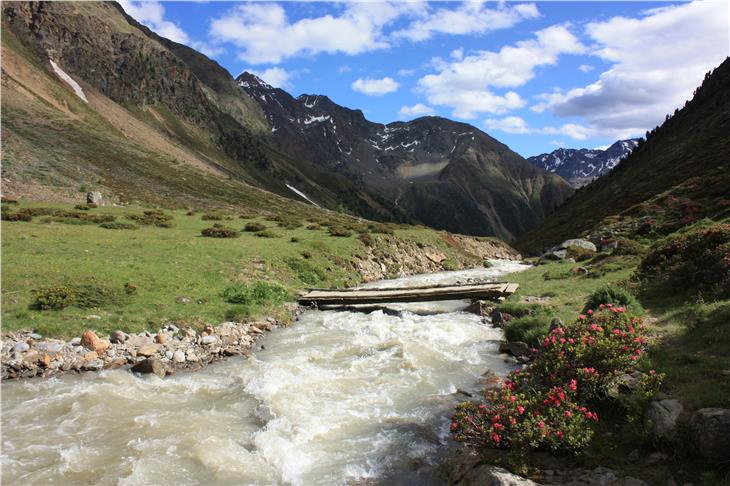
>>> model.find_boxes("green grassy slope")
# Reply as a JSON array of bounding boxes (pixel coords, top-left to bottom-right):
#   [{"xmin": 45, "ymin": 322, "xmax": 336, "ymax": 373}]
[{"xmin": 516, "ymin": 57, "xmax": 730, "ymax": 254}]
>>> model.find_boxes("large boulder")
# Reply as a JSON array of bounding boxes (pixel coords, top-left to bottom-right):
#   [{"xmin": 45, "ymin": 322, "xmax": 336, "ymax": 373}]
[
  {"xmin": 131, "ymin": 358, "xmax": 166, "ymax": 378},
  {"xmin": 86, "ymin": 191, "xmax": 102, "ymax": 205},
  {"xmin": 689, "ymin": 408, "xmax": 730, "ymax": 458},
  {"xmin": 80, "ymin": 330, "xmax": 110, "ymax": 354},
  {"xmin": 644, "ymin": 399, "xmax": 683, "ymax": 440},
  {"xmin": 559, "ymin": 239, "xmax": 597, "ymax": 252}
]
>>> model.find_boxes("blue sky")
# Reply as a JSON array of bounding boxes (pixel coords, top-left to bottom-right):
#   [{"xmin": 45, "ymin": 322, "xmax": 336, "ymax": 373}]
[{"xmin": 120, "ymin": 1, "xmax": 729, "ymax": 157}]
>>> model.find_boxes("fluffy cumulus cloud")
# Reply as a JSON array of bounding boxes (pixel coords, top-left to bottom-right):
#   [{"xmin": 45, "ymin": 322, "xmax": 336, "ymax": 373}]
[
  {"xmin": 533, "ymin": 1, "xmax": 729, "ymax": 139},
  {"xmin": 119, "ymin": 1, "xmax": 189, "ymax": 44},
  {"xmin": 398, "ymin": 103, "xmax": 435, "ymax": 119},
  {"xmin": 209, "ymin": 2, "xmax": 420, "ymax": 64},
  {"xmin": 394, "ymin": 2, "xmax": 539, "ymax": 42},
  {"xmin": 485, "ymin": 116, "xmax": 591, "ymax": 140},
  {"xmin": 246, "ymin": 67, "xmax": 293, "ymax": 89},
  {"xmin": 351, "ymin": 77, "xmax": 400, "ymax": 96},
  {"xmin": 417, "ymin": 25, "xmax": 585, "ymax": 118}
]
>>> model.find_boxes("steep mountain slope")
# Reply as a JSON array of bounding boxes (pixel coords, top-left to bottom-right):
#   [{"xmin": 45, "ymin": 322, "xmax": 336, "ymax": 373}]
[
  {"xmin": 238, "ymin": 73, "xmax": 573, "ymax": 239},
  {"xmin": 527, "ymin": 139, "xmax": 639, "ymax": 187},
  {"xmin": 517, "ymin": 57, "xmax": 730, "ymax": 253},
  {"xmin": 2, "ymin": 1, "xmax": 570, "ymax": 240}
]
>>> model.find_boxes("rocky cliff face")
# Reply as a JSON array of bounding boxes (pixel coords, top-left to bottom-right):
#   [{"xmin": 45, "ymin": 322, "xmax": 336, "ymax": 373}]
[
  {"xmin": 239, "ymin": 73, "xmax": 573, "ymax": 240},
  {"xmin": 527, "ymin": 139, "xmax": 639, "ymax": 187}
]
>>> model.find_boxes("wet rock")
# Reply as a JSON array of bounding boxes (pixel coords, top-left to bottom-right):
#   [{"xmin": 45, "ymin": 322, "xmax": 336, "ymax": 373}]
[
  {"xmin": 80, "ymin": 330, "xmax": 110, "ymax": 354},
  {"xmin": 491, "ymin": 309, "xmax": 504, "ymax": 326},
  {"xmin": 644, "ymin": 399, "xmax": 683, "ymax": 440},
  {"xmin": 689, "ymin": 408, "xmax": 730, "ymax": 458},
  {"xmin": 83, "ymin": 359, "xmax": 105, "ymax": 371},
  {"xmin": 131, "ymin": 358, "xmax": 166, "ymax": 378},
  {"xmin": 508, "ymin": 341, "xmax": 531, "ymax": 357},
  {"xmin": 109, "ymin": 330, "xmax": 126, "ymax": 344}
]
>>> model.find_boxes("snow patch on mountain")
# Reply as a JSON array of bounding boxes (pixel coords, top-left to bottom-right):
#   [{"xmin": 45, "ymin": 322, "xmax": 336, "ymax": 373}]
[{"xmin": 49, "ymin": 60, "xmax": 87, "ymax": 102}]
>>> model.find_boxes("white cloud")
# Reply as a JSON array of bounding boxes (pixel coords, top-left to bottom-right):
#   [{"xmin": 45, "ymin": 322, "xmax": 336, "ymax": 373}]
[
  {"xmin": 397, "ymin": 68, "xmax": 416, "ymax": 77},
  {"xmin": 417, "ymin": 25, "xmax": 585, "ymax": 118},
  {"xmin": 550, "ymin": 140, "xmax": 566, "ymax": 148},
  {"xmin": 209, "ymin": 2, "xmax": 418, "ymax": 64},
  {"xmin": 398, "ymin": 103, "xmax": 435, "ymax": 119},
  {"xmin": 578, "ymin": 64, "xmax": 594, "ymax": 73},
  {"xmin": 394, "ymin": 2, "xmax": 539, "ymax": 42},
  {"xmin": 533, "ymin": 1, "xmax": 729, "ymax": 139},
  {"xmin": 485, "ymin": 116, "xmax": 592, "ymax": 140},
  {"xmin": 246, "ymin": 67, "xmax": 293, "ymax": 89},
  {"xmin": 351, "ymin": 77, "xmax": 400, "ymax": 96},
  {"xmin": 484, "ymin": 116, "xmax": 530, "ymax": 134},
  {"xmin": 119, "ymin": 1, "xmax": 190, "ymax": 44},
  {"xmin": 338, "ymin": 65, "xmax": 352, "ymax": 74}
]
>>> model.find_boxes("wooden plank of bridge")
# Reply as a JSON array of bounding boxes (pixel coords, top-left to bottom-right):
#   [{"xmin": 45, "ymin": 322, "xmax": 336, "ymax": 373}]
[{"xmin": 297, "ymin": 283, "xmax": 519, "ymax": 306}]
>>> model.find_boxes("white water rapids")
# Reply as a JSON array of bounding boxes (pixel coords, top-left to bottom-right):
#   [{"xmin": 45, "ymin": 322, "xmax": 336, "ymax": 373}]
[{"xmin": 1, "ymin": 260, "xmax": 528, "ymax": 485}]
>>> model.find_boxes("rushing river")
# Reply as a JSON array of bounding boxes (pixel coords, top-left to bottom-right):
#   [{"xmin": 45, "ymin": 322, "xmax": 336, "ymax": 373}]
[{"xmin": 1, "ymin": 260, "xmax": 528, "ymax": 485}]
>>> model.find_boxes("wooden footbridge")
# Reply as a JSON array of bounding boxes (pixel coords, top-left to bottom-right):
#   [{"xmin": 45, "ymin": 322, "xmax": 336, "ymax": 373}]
[{"xmin": 297, "ymin": 282, "xmax": 519, "ymax": 306}]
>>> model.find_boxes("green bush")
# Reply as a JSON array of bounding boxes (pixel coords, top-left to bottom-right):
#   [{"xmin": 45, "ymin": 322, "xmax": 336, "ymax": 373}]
[
  {"xmin": 201, "ymin": 212, "xmax": 225, "ymax": 221},
  {"xmin": 368, "ymin": 223, "xmax": 394, "ymax": 235},
  {"xmin": 1, "ymin": 197, "xmax": 18, "ymax": 204},
  {"xmin": 637, "ymin": 223, "xmax": 730, "ymax": 298},
  {"xmin": 286, "ymin": 258, "xmax": 326, "ymax": 285},
  {"xmin": 127, "ymin": 210, "xmax": 173, "ymax": 228},
  {"xmin": 278, "ymin": 219, "xmax": 302, "ymax": 230},
  {"xmin": 74, "ymin": 203, "xmax": 97, "ymax": 210},
  {"xmin": 306, "ymin": 223, "xmax": 321, "ymax": 231},
  {"xmin": 201, "ymin": 225, "xmax": 240, "ymax": 238},
  {"xmin": 243, "ymin": 222, "xmax": 267, "ymax": 232},
  {"xmin": 566, "ymin": 246, "xmax": 595, "ymax": 262},
  {"xmin": 222, "ymin": 281, "xmax": 289, "ymax": 305},
  {"xmin": 504, "ymin": 315, "xmax": 552, "ymax": 346},
  {"xmin": 2, "ymin": 212, "xmax": 33, "ymax": 222},
  {"xmin": 583, "ymin": 285, "xmax": 640, "ymax": 313},
  {"xmin": 452, "ymin": 309, "xmax": 662, "ymax": 454},
  {"xmin": 328, "ymin": 226, "xmax": 352, "ymax": 237},
  {"xmin": 256, "ymin": 230, "xmax": 281, "ymax": 238},
  {"xmin": 496, "ymin": 302, "xmax": 546, "ymax": 318},
  {"xmin": 99, "ymin": 221, "xmax": 138, "ymax": 230},
  {"xmin": 612, "ymin": 238, "xmax": 646, "ymax": 256},
  {"xmin": 44, "ymin": 211, "xmax": 115, "ymax": 225},
  {"xmin": 358, "ymin": 232, "xmax": 374, "ymax": 247},
  {"xmin": 33, "ymin": 286, "xmax": 77, "ymax": 310},
  {"xmin": 290, "ymin": 237, "xmax": 300, "ymax": 243}
]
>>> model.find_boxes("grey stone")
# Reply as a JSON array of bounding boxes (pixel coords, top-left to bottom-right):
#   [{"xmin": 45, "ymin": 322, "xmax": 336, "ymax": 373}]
[
  {"xmin": 12, "ymin": 342, "xmax": 29, "ymax": 353},
  {"xmin": 86, "ymin": 191, "xmax": 102, "ymax": 205},
  {"xmin": 28, "ymin": 333, "xmax": 42, "ymax": 340},
  {"xmin": 110, "ymin": 330, "xmax": 126, "ymax": 344},
  {"xmin": 173, "ymin": 350, "xmax": 186, "ymax": 363},
  {"xmin": 560, "ymin": 238, "xmax": 597, "ymax": 252},
  {"xmin": 165, "ymin": 351, "xmax": 173, "ymax": 359},
  {"xmin": 508, "ymin": 341, "xmax": 531, "ymax": 357},
  {"xmin": 69, "ymin": 337, "xmax": 81, "ymax": 346},
  {"xmin": 690, "ymin": 408, "xmax": 730, "ymax": 458},
  {"xmin": 201, "ymin": 335, "xmax": 217, "ymax": 345},
  {"xmin": 451, "ymin": 463, "xmax": 539, "ymax": 486},
  {"xmin": 36, "ymin": 342, "xmax": 64, "ymax": 354},
  {"xmin": 645, "ymin": 399, "xmax": 683, "ymax": 440},
  {"xmin": 82, "ymin": 359, "xmax": 104, "ymax": 371}
]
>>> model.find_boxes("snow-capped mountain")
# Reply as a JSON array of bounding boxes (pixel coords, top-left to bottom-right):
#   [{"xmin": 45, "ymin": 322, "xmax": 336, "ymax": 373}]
[
  {"xmin": 527, "ymin": 139, "xmax": 640, "ymax": 187},
  {"xmin": 237, "ymin": 72, "xmax": 572, "ymax": 239}
]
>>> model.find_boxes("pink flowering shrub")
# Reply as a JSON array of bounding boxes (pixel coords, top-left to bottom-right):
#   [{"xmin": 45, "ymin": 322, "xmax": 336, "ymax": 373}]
[{"xmin": 452, "ymin": 307, "xmax": 660, "ymax": 454}]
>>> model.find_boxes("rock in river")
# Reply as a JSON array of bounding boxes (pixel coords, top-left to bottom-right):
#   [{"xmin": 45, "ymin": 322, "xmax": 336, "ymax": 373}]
[{"xmin": 131, "ymin": 358, "xmax": 166, "ymax": 378}]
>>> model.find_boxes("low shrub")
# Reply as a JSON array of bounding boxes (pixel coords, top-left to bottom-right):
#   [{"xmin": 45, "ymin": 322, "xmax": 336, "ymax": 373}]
[
  {"xmin": 99, "ymin": 221, "xmax": 138, "ymax": 230},
  {"xmin": 497, "ymin": 302, "xmax": 545, "ymax": 318},
  {"xmin": 201, "ymin": 212, "xmax": 225, "ymax": 221},
  {"xmin": 33, "ymin": 286, "xmax": 77, "ymax": 310},
  {"xmin": 452, "ymin": 308, "xmax": 661, "ymax": 455},
  {"xmin": 328, "ymin": 226, "xmax": 352, "ymax": 237},
  {"xmin": 358, "ymin": 232, "xmax": 374, "ymax": 247},
  {"xmin": 583, "ymin": 285, "xmax": 640, "ymax": 313},
  {"xmin": 306, "ymin": 223, "xmax": 321, "ymax": 231},
  {"xmin": 301, "ymin": 250, "xmax": 313, "ymax": 259},
  {"xmin": 286, "ymin": 257, "xmax": 326, "ymax": 285},
  {"xmin": 368, "ymin": 224, "xmax": 394, "ymax": 235},
  {"xmin": 201, "ymin": 225, "xmax": 239, "ymax": 238},
  {"xmin": 127, "ymin": 210, "xmax": 173, "ymax": 228},
  {"xmin": 637, "ymin": 223, "xmax": 730, "ymax": 298},
  {"xmin": 243, "ymin": 222, "xmax": 267, "ymax": 232},
  {"xmin": 278, "ymin": 219, "xmax": 302, "ymax": 230},
  {"xmin": 74, "ymin": 203, "xmax": 97, "ymax": 210},
  {"xmin": 222, "ymin": 281, "xmax": 289, "ymax": 306},
  {"xmin": 1, "ymin": 196, "xmax": 18, "ymax": 204},
  {"xmin": 442, "ymin": 258, "xmax": 461, "ymax": 271},
  {"xmin": 290, "ymin": 237, "xmax": 300, "ymax": 243},
  {"xmin": 504, "ymin": 315, "xmax": 552, "ymax": 347},
  {"xmin": 2, "ymin": 212, "xmax": 33, "ymax": 222},
  {"xmin": 256, "ymin": 230, "xmax": 281, "ymax": 238},
  {"xmin": 33, "ymin": 284, "xmax": 127, "ymax": 310},
  {"xmin": 44, "ymin": 211, "xmax": 115, "ymax": 225},
  {"xmin": 611, "ymin": 238, "xmax": 646, "ymax": 256},
  {"xmin": 566, "ymin": 246, "xmax": 595, "ymax": 262}
]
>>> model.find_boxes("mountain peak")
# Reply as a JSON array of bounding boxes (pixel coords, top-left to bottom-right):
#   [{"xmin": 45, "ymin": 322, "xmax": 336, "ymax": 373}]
[{"xmin": 237, "ymin": 71, "xmax": 274, "ymax": 90}]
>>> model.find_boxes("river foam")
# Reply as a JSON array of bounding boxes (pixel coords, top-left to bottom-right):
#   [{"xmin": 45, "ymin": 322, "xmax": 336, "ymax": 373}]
[{"xmin": 1, "ymin": 260, "xmax": 528, "ymax": 485}]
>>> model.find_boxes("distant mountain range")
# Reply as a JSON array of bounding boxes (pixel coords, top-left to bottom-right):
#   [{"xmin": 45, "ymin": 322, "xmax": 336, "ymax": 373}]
[
  {"xmin": 237, "ymin": 72, "xmax": 572, "ymax": 239},
  {"xmin": 527, "ymin": 139, "xmax": 640, "ymax": 188}
]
